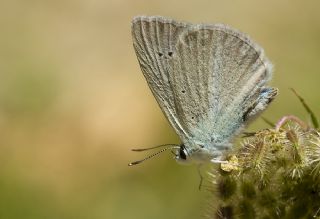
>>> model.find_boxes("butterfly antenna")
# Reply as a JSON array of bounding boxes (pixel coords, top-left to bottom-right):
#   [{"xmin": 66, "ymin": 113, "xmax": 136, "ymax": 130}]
[
  {"xmin": 131, "ymin": 143, "xmax": 179, "ymax": 152},
  {"xmin": 128, "ymin": 146, "xmax": 179, "ymax": 166}
]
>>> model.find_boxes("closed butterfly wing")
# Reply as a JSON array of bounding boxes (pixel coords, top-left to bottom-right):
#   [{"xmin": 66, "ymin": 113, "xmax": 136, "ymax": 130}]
[{"xmin": 168, "ymin": 24, "xmax": 277, "ymax": 151}]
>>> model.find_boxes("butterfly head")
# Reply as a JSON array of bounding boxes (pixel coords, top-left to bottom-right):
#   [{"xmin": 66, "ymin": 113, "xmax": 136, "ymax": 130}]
[{"xmin": 174, "ymin": 144, "xmax": 190, "ymax": 164}]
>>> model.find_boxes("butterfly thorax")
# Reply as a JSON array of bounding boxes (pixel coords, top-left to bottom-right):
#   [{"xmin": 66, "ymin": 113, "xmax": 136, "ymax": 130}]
[{"xmin": 176, "ymin": 142, "xmax": 228, "ymax": 164}]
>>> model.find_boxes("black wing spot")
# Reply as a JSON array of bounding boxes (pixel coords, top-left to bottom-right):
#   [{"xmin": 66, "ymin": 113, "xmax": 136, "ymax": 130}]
[
  {"xmin": 181, "ymin": 90, "xmax": 185, "ymax": 93},
  {"xmin": 191, "ymin": 116, "xmax": 194, "ymax": 119},
  {"xmin": 158, "ymin": 52, "xmax": 163, "ymax": 57},
  {"xmin": 168, "ymin": 51, "xmax": 173, "ymax": 57}
]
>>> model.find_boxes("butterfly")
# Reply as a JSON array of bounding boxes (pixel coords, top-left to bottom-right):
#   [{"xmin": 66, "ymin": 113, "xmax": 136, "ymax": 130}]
[{"xmin": 129, "ymin": 16, "xmax": 277, "ymax": 166}]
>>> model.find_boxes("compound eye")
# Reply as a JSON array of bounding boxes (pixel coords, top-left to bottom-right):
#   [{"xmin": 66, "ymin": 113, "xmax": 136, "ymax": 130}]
[{"xmin": 179, "ymin": 146, "xmax": 187, "ymax": 160}]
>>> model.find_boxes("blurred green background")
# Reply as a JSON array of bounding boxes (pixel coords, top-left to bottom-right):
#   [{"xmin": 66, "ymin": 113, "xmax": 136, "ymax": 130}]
[{"xmin": 0, "ymin": 0, "xmax": 319, "ymax": 218}]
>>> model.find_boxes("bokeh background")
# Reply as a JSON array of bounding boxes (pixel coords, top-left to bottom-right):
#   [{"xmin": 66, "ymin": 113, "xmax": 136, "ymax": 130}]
[{"xmin": 1, "ymin": 0, "xmax": 319, "ymax": 218}]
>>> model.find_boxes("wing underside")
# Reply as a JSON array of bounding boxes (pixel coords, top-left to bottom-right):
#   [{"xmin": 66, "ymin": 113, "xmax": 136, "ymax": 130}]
[{"xmin": 132, "ymin": 16, "xmax": 276, "ymax": 147}]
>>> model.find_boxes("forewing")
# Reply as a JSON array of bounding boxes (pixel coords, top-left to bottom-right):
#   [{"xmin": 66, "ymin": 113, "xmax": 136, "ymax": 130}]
[
  {"xmin": 169, "ymin": 24, "xmax": 274, "ymax": 146},
  {"xmin": 131, "ymin": 16, "xmax": 191, "ymax": 140}
]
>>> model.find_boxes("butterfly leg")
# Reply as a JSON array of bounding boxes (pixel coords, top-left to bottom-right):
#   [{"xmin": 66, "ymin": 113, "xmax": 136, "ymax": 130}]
[
  {"xmin": 197, "ymin": 164, "xmax": 204, "ymax": 190},
  {"xmin": 210, "ymin": 159, "xmax": 228, "ymax": 164}
]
